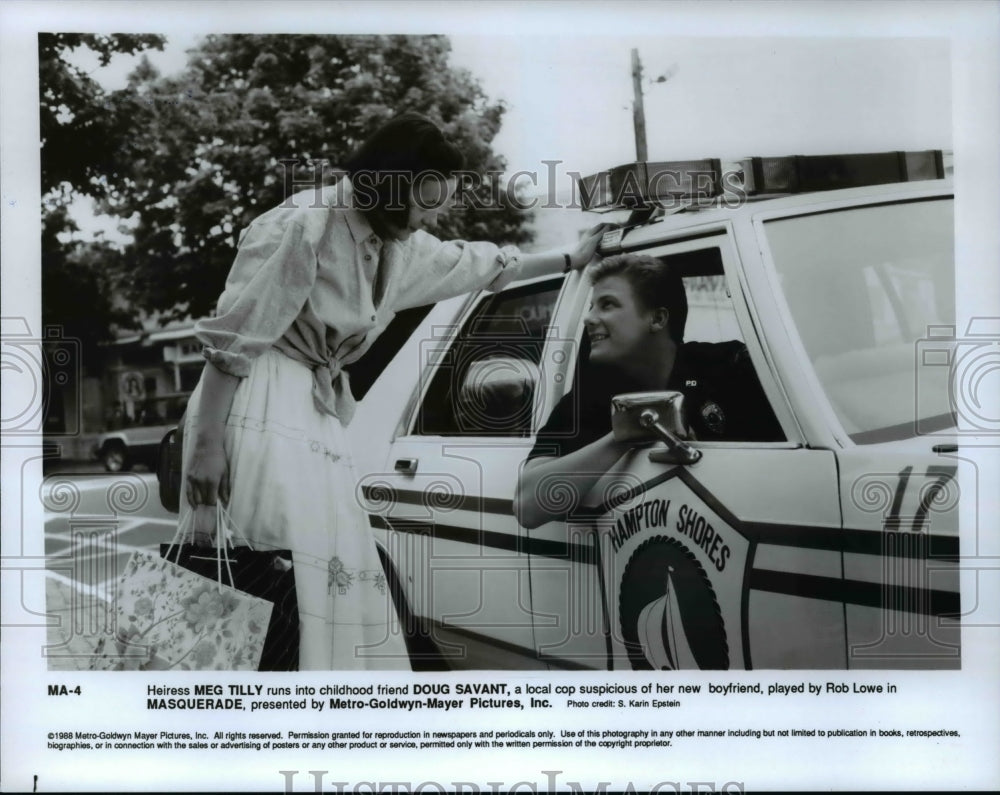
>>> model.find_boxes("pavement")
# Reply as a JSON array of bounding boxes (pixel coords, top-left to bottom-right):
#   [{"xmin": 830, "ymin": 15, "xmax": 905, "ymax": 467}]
[
  {"xmin": 44, "ymin": 458, "xmax": 152, "ymax": 476},
  {"xmin": 41, "ymin": 460, "xmax": 145, "ymax": 672}
]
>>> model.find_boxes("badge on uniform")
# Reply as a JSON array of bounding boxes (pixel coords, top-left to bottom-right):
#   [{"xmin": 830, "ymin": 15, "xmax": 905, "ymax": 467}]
[{"xmin": 700, "ymin": 400, "xmax": 726, "ymax": 436}]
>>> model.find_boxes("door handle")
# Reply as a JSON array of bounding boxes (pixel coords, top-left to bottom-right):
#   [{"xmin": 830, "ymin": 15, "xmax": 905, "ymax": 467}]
[{"xmin": 394, "ymin": 458, "xmax": 418, "ymax": 474}]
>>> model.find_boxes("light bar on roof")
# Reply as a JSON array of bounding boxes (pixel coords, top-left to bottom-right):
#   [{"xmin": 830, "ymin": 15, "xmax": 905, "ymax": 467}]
[
  {"xmin": 578, "ymin": 150, "xmax": 945, "ymax": 212},
  {"xmin": 743, "ymin": 150, "xmax": 944, "ymax": 195},
  {"xmin": 577, "ymin": 159, "xmax": 722, "ymax": 212}
]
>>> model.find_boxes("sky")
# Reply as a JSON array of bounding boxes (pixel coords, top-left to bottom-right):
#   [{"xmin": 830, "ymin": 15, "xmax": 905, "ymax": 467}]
[
  {"xmin": 2, "ymin": 1, "xmax": 996, "ymax": 292},
  {"xmin": 59, "ymin": 24, "xmax": 953, "ymax": 242},
  {"xmin": 451, "ymin": 35, "xmax": 951, "ymax": 182},
  {"xmin": 68, "ymin": 31, "xmax": 951, "ymax": 196}
]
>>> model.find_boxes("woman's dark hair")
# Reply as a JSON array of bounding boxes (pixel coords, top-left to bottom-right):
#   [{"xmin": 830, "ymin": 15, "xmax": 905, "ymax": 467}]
[
  {"xmin": 588, "ymin": 253, "xmax": 688, "ymax": 344},
  {"xmin": 345, "ymin": 112, "xmax": 465, "ymax": 228}
]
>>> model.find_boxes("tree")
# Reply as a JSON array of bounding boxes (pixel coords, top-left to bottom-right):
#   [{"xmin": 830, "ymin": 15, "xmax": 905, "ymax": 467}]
[
  {"xmin": 38, "ymin": 34, "xmax": 166, "ymax": 359},
  {"xmin": 39, "ymin": 33, "xmax": 166, "ymax": 200},
  {"xmin": 111, "ymin": 34, "xmax": 533, "ymax": 320},
  {"xmin": 41, "ymin": 206, "xmax": 136, "ymax": 366}
]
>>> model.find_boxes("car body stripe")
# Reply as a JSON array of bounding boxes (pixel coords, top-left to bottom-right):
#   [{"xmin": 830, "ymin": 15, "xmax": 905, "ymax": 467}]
[
  {"xmin": 367, "ymin": 514, "xmax": 597, "ymax": 564},
  {"xmin": 748, "ymin": 569, "xmax": 960, "ymax": 616},
  {"xmin": 362, "ymin": 485, "xmax": 513, "ymax": 517},
  {"xmin": 376, "ymin": 476, "xmax": 959, "ymax": 560},
  {"xmin": 743, "ymin": 522, "xmax": 959, "ymax": 559}
]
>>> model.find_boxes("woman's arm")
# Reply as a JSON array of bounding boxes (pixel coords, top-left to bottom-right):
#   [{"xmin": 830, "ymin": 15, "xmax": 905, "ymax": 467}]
[
  {"xmin": 513, "ymin": 431, "xmax": 632, "ymax": 529},
  {"xmin": 184, "ymin": 218, "xmax": 319, "ymax": 533},
  {"xmin": 396, "ymin": 225, "xmax": 610, "ymax": 311},
  {"xmin": 185, "ymin": 361, "xmax": 240, "ymax": 509},
  {"xmin": 513, "ymin": 226, "xmax": 607, "ymax": 282}
]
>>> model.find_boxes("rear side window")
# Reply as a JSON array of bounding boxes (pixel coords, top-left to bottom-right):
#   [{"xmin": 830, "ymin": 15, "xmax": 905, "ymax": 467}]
[{"xmin": 764, "ymin": 198, "xmax": 954, "ymax": 443}]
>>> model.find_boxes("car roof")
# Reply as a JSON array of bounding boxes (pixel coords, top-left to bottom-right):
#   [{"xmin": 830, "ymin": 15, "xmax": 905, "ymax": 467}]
[{"xmin": 615, "ymin": 178, "xmax": 953, "ymax": 250}]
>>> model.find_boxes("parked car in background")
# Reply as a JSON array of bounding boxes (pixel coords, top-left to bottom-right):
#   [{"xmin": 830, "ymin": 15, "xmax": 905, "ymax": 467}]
[{"xmin": 95, "ymin": 393, "xmax": 189, "ymax": 471}]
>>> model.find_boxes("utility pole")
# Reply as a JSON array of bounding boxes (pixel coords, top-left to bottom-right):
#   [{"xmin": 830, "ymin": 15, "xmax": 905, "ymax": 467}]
[{"xmin": 631, "ymin": 48, "xmax": 648, "ymax": 162}]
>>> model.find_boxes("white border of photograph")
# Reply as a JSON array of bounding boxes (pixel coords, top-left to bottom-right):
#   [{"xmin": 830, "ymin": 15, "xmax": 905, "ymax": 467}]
[{"xmin": 2, "ymin": 1, "xmax": 998, "ymax": 792}]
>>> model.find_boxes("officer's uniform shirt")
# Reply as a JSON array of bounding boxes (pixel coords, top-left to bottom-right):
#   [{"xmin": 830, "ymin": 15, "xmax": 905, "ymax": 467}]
[{"xmin": 526, "ymin": 340, "xmax": 784, "ymax": 462}]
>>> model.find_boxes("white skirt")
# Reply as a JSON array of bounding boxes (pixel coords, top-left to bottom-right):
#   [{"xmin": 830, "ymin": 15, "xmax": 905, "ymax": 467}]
[{"xmin": 179, "ymin": 349, "xmax": 411, "ymax": 670}]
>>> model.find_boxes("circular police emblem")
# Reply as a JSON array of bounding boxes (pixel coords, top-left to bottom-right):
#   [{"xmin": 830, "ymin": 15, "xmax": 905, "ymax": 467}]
[
  {"xmin": 700, "ymin": 400, "xmax": 726, "ymax": 436},
  {"xmin": 618, "ymin": 536, "xmax": 729, "ymax": 670}
]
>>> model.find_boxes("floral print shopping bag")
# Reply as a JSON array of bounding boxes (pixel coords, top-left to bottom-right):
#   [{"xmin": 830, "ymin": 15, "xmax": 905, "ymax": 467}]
[{"xmin": 91, "ymin": 550, "xmax": 273, "ymax": 672}]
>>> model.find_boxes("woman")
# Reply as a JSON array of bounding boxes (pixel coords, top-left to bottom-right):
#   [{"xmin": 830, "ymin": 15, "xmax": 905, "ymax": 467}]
[{"xmin": 182, "ymin": 112, "xmax": 603, "ymax": 670}]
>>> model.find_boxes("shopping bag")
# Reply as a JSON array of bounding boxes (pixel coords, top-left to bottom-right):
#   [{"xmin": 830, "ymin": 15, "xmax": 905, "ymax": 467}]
[
  {"xmin": 158, "ymin": 503, "xmax": 299, "ymax": 671},
  {"xmin": 90, "ymin": 550, "xmax": 273, "ymax": 672}
]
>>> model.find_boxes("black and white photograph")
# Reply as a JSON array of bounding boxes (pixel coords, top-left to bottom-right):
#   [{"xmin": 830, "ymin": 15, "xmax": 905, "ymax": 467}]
[{"xmin": 2, "ymin": 1, "xmax": 999, "ymax": 792}]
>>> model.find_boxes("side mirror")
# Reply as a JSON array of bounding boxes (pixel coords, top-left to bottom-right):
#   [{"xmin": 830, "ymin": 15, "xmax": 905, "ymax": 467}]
[{"xmin": 611, "ymin": 391, "xmax": 702, "ymax": 466}]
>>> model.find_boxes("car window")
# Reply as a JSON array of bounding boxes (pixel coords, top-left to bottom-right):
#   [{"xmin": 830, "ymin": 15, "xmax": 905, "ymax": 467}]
[
  {"xmin": 764, "ymin": 198, "xmax": 954, "ymax": 443},
  {"xmin": 413, "ymin": 279, "xmax": 563, "ymax": 437},
  {"xmin": 576, "ymin": 245, "xmax": 784, "ymax": 443},
  {"xmin": 679, "ymin": 258, "xmax": 784, "ymax": 442},
  {"xmin": 608, "ymin": 245, "xmax": 745, "ymax": 345},
  {"xmin": 682, "ymin": 266, "xmax": 745, "ymax": 345}
]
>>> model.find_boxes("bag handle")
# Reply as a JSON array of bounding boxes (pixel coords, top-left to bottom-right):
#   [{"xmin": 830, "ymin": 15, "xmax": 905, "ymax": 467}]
[
  {"xmin": 162, "ymin": 505, "xmax": 242, "ymax": 592},
  {"xmin": 216, "ymin": 501, "xmax": 255, "ymax": 550},
  {"xmin": 162, "ymin": 510, "xmax": 194, "ymax": 565}
]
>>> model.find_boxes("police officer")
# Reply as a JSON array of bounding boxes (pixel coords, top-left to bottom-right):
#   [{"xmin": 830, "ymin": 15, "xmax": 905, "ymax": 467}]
[{"xmin": 514, "ymin": 253, "xmax": 782, "ymax": 529}]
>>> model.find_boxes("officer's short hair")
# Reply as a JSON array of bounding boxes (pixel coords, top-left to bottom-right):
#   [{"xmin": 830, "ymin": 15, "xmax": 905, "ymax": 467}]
[{"xmin": 588, "ymin": 253, "xmax": 688, "ymax": 344}]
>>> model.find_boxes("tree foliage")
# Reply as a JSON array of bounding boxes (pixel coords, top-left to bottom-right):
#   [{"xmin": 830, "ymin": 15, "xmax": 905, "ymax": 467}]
[
  {"xmin": 39, "ymin": 33, "xmax": 166, "ymax": 359},
  {"xmin": 111, "ymin": 34, "xmax": 533, "ymax": 319},
  {"xmin": 39, "ymin": 33, "xmax": 166, "ymax": 200},
  {"xmin": 41, "ymin": 207, "xmax": 136, "ymax": 364}
]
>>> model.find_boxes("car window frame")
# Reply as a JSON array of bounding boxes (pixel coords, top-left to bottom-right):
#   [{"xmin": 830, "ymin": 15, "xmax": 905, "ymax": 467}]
[{"xmin": 575, "ymin": 228, "xmax": 803, "ymax": 449}]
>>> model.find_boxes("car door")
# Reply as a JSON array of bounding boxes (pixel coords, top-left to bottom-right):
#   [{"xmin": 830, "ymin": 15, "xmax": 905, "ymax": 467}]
[
  {"xmin": 529, "ymin": 230, "xmax": 848, "ymax": 670},
  {"xmin": 363, "ymin": 277, "xmax": 568, "ymax": 661}
]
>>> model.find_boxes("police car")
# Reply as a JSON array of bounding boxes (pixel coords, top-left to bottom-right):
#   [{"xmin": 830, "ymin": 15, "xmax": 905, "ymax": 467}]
[{"xmin": 347, "ymin": 150, "xmax": 961, "ymax": 671}]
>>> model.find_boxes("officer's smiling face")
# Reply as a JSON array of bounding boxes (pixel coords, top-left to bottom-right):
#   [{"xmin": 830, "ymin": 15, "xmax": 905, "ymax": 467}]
[{"xmin": 584, "ymin": 275, "xmax": 654, "ymax": 365}]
